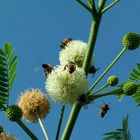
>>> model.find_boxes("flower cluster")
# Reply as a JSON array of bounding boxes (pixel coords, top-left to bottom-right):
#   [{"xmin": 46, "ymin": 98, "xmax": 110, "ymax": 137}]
[
  {"xmin": 59, "ymin": 40, "xmax": 89, "ymax": 67},
  {"xmin": 46, "ymin": 65, "xmax": 88, "ymax": 104},
  {"xmin": 44, "ymin": 40, "xmax": 89, "ymax": 105}
]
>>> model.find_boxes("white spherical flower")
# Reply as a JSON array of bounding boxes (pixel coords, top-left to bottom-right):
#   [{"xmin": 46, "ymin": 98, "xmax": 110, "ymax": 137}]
[
  {"xmin": 59, "ymin": 40, "xmax": 92, "ymax": 67},
  {"xmin": 45, "ymin": 65, "xmax": 88, "ymax": 105}
]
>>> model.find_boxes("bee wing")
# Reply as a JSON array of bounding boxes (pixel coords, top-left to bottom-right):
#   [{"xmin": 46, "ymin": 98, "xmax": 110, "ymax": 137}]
[
  {"xmin": 34, "ymin": 66, "xmax": 42, "ymax": 72},
  {"xmin": 94, "ymin": 105, "xmax": 101, "ymax": 110}
]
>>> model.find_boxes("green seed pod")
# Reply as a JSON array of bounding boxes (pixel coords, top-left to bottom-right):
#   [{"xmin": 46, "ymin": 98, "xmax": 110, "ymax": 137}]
[
  {"xmin": 122, "ymin": 82, "xmax": 137, "ymax": 96},
  {"xmin": 123, "ymin": 32, "xmax": 140, "ymax": 50},
  {"xmin": 107, "ymin": 75, "xmax": 119, "ymax": 86},
  {"xmin": 0, "ymin": 125, "xmax": 4, "ymax": 133},
  {"xmin": 6, "ymin": 105, "xmax": 22, "ymax": 122}
]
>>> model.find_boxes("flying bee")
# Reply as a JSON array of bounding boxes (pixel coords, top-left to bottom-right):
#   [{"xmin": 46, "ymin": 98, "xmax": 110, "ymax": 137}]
[
  {"xmin": 42, "ymin": 64, "xmax": 53, "ymax": 77},
  {"xmin": 63, "ymin": 62, "xmax": 76, "ymax": 74},
  {"xmin": 60, "ymin": 38, "xmax": 72, "ymax": 49},
  {"xmin": 100, "ymin": 103, "xmax": 109, "ymax": 118},
  {"xmin": 88, "ymin": 65, "xmax": 100, "ymax": 76}
]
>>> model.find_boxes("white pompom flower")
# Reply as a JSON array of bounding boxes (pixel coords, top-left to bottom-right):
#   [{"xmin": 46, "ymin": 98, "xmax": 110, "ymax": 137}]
[
  {"xmin": 45, "ymin": 65, "xmax": 88, "ymax": 105},
  {"xmin": 59, "ymin": 40, "xmax": 92, "ymax": 67}
]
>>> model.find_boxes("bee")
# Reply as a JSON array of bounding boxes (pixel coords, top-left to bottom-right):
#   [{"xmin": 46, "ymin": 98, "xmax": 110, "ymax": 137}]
[
  {"xmin": 60, "ymin": 38, "xmax": 72, "ymax": 49},
  {"xmin": 77, "ymin": 94, "xmax": 89, "ymax": 104},
  {"xmin": 88, "ymin": 65, "xmax": 100, "ymax": 75},
  {"xmin": 42, "ymin": 64, "xmax": 53, "ymax": 77},
  {"xmin": 77, "ymin": 94, "xmax": 92, "ymax": 109},
  {"xmin": 63, "ymin": 62, "xmax": 76, "ymax": 74},
  {"xmin": 100, "ymin": 103, "xmax": 109, "ymax": 118}
]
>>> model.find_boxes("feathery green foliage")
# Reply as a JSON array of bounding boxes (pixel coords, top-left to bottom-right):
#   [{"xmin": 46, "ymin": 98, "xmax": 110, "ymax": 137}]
[
  {"xmin": 129, "ymin": 63, "xmax": 140, "ymax": 83},
  {"xmin": 0, "ymin": 43, "xmax": 18, "ymax": 110},
  {"xmin": 127, "ymin": 64, "xmax": 140, "ymax": 106},
  {"xmin": 118, "ymin": 64, "xmax": 140, "ymax": 101},
  {"xmin": 132, "ymin": 86, "xmax": 140, "ymax": 106},
  {"xmin": 103, "ymin": 115, "xmax": 132, "ymax": 140}
]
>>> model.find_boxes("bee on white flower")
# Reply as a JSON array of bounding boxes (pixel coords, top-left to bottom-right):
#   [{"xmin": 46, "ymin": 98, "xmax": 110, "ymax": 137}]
[
  {"xmin": 63, "ymin": 62, "xmax": 76, "ymax": 74},
  {"xmin": 59, "ymin": 40, "xmax": 93, "ymax": 67},
  {"xmin": 45, "ymin": 65, "xmax": 88, "ymax": 105}
]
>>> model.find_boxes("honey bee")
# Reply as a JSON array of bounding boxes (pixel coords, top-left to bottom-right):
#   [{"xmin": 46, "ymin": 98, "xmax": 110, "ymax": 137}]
[
  {"xmin": 88, "ymin": 65, "xmax": 100, "ymax": 75},
  {"xmin": 42, "ymin": 64, "xmax": 53, "ymax": 77},
  {"xmin": 60, "ymin": 38, "xmax": 72, "ymax": 49},
  {"xmin": 100, "ymin": 103, "xmax": 109, "ymax": 118},
  {"xmin": 63, "ymin": 62, "xmax": 76, "ymax": 74},
  {"xmin": 77, "ymin": 94, "xmax": 89, "ymax": 105}
]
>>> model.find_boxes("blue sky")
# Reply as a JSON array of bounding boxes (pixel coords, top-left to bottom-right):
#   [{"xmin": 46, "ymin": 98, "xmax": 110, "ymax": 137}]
[{"xmin": 0, "ymin": 0, "xmax": 140, "ymax": 140}]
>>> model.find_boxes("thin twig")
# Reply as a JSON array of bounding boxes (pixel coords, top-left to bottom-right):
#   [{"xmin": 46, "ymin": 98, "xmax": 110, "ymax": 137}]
[
  {"xmin": 89, "ymin": 87, "xmax": 123, "ymax": 102},
  {"xmin": 76, "ymin": 0, "xmax": 92, "ymax": 13},
  {"xmin": 38, "ymin": 117, "xmax": 49, "ymax": 140},
  {"xmin": 87, "ymin": 0, "xmax": 92, "ymax": 8},
  {"xmin": 97, "ymin": 0, "xmax": 107, "ymax": 14},
  {"xmin": 89, "ymin": 47, "xmax": 126, "ymax": 92},
  {"xmin": 102, "ymin": 0, "xmax": 120, "ymax": 14},
  {"xmin": 55, "ymin": 105, "xmax": 65, "ymax": 140},
  {"xmin": 89, "ymin": 83, "xmax": 109, "ymax": 95},
  {"xmin": 17, "ymin": 120, "xmax": 38, "ymax": 140}
]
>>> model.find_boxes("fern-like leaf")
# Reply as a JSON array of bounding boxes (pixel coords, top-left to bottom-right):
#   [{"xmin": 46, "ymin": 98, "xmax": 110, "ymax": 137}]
[
  {"xmin": 103, "ymin": 115, "xmax": 132, "ymax": 140},
  {"xmin": 132, "ymin": 86, "xmax": 140, "ymax": 106},
  {"xmin": 129, "ymin": 64, "xmax": 140, "ymax": 83},
  {"xmin": 0, "ymin": 42, "xmax": 18, "ymax": 110},
  {"xmin": 128, "ymin": 64, "xmax": 140, "ymax": 106}
]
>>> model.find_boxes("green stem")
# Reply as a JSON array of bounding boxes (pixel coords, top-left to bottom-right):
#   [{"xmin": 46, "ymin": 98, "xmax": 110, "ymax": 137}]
[
  {"xmin": 83, "ymin": 17, "xmax": 102, "ymax": 74},
  {"xmin": 89, "ymin": 87, "xmax": 123, "ymax": 102},
  {"xmin": 17, "ymin": 119, "xmax": 38, "ymax": 140},
  {"xmin": 38, "ymin": 117, "xmax": 49, "ymax": 140},
  {"xmin": 61, "ymin": 103, "xmax": 82, "ymax": 140},
  {"xmin": 87, "ymin": 0, "xmax": 92, "ymax": 8},
  {"xmin": 98, "ymin": 0, "xmax": 107, "ymax": 14},
  {"xmin": 90, "ymin": 1, "xmax": 97, "ymax": 19},
  {"xmin": 61, "ymin": 18, "xmax": 102, "ymax": 140},
  {"xmin": 89, "ymin": 47, "xmax": 127, "ymax": 92},
  {"xmin": 76, "ymin": 0, "xmax": 91, "ymax": 13},
  {"xmin": 102, "ymin": 0, "xmax": 120, "ymax": 14},
  {"xmin": 61, "ymin": 1, "xmax": 107, "ymax": 139},
  {"xmin": 90, "ymin": 83, "xmax": 110, "ymax": 95},
  {"xmin": 55, "ymin": 105, "xmax": 65, "ymax": 140}
]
